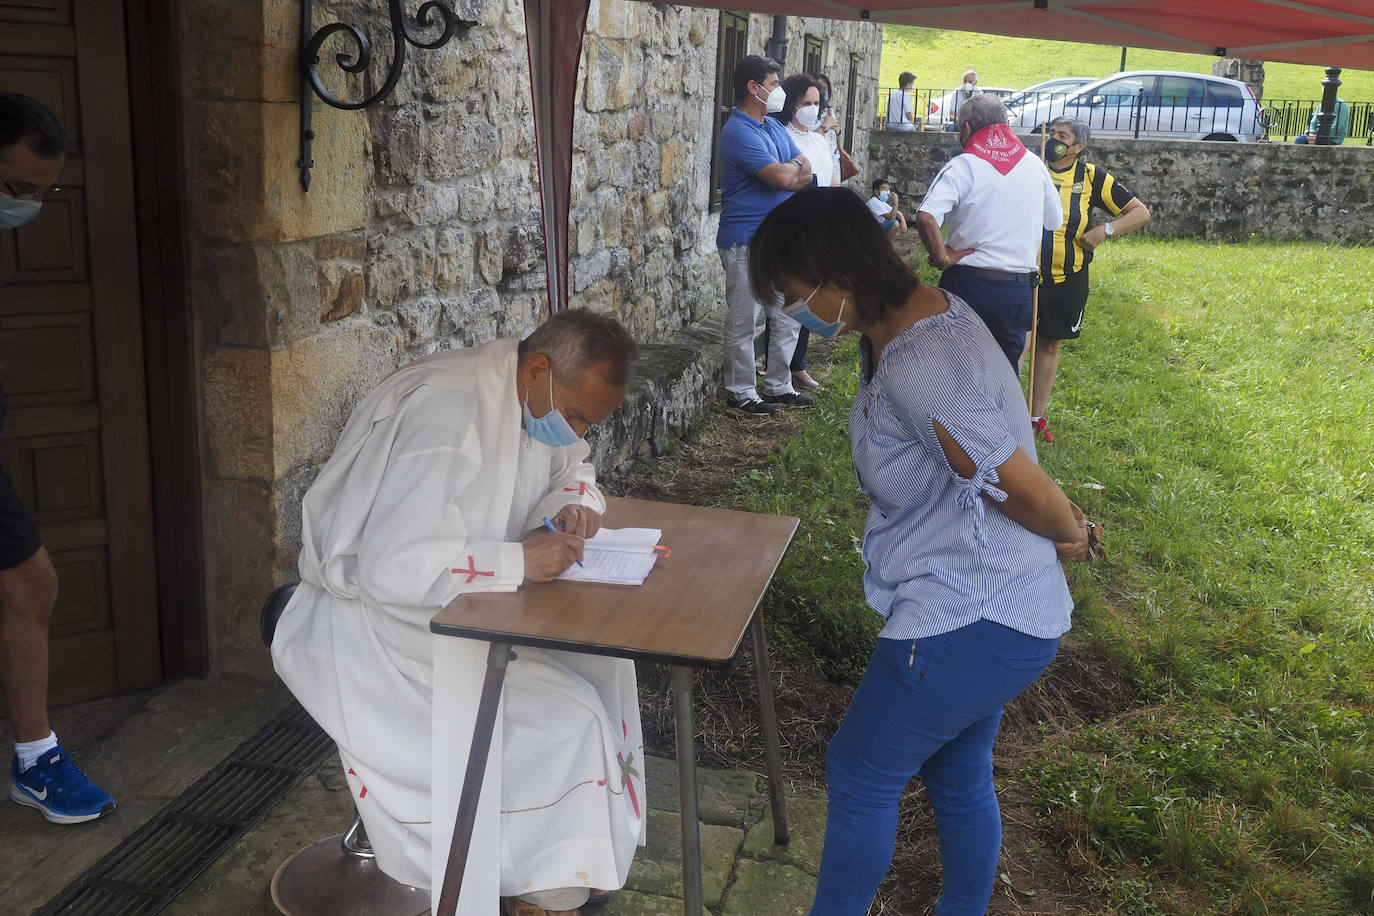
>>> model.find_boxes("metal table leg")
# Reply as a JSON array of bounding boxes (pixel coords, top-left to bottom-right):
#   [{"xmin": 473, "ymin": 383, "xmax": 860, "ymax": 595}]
[
  {"xmin": 750, "ymin": 612, "xmax": 790, "ymax": 845},
  {"xmin": 436, "ymin": 640, "xmax": 513, "ymax": 916},
  {"xmin": 670, "ymin": 665, "xmax": 704, "ymax": 916}
]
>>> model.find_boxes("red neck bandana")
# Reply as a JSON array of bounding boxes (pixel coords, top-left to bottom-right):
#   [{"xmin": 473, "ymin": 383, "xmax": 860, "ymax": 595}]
[{"xmin": 963, "ymin": 124, "xmax": 1027, "ymax": 175}]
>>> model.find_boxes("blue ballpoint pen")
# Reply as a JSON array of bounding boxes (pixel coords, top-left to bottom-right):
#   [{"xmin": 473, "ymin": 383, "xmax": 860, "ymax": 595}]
[{"xmin": 543, "ymin": 516, "xmax": 584, "ymax": 568}]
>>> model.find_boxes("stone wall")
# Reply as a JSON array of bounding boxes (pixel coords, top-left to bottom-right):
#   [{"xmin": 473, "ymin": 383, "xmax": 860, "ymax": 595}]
[
  {"xmin": 869, "ymin": 130, "xmax": 1374, "ymax": 243},
  {"xmin": 182, "ymin": 0, "xmax": 880, "ymax": 677}
]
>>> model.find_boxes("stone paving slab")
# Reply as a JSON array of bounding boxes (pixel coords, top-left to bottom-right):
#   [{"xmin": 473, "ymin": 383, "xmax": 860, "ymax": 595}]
[
  {"xmin": 622, "ymin": 808, "xmax": 743, "ymax": 907},
  {"xmin": 0, "ymin": 677, "xmax": 292, "ymax": 912},
  {"xmin": 719, "ymin": 859, "xmax": 818, "ymax": 916}
]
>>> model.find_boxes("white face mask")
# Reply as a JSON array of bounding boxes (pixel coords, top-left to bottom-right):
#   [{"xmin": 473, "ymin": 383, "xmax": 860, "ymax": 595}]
[
  {"xmin": 794, "ymin": 104, "xmax": 820, "ymax": 130},
  {"xmin": 962, "ymin": 81, "xmax": 977, "ymax": 92},
  {"xmin": 754, "ymin": 82, "xmax": 786, "ymax": 113}
]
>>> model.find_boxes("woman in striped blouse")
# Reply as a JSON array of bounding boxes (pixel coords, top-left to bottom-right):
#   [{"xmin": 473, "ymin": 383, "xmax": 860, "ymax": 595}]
[{"xmin": 749, "ymin": 186, "xmax": 1102, "ymax": 916}]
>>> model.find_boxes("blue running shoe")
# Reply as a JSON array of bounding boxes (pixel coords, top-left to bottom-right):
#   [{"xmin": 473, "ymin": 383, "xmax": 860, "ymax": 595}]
[{"xmin": 10, "ymin": 746, "xmax": 115, "ymax": 824}]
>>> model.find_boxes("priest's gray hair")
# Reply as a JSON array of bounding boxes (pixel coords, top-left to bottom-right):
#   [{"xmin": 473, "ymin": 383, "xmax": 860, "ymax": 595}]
[
  {"xmin": 957, "ymin": 94, "xmax": 1009, "ymax": 134},
  {"xmin": 518, "ymin": 308, "xmax": 638, "ymax": 387}
]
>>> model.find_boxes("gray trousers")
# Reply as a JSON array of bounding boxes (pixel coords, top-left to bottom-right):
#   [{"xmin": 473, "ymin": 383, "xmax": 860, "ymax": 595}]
[{"xmin": 719, "ymin": 244, "xmax": 799, "ymax": 401}]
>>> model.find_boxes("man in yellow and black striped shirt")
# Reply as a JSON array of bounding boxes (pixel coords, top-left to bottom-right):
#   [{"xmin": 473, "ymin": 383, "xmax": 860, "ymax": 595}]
[{"xmin": 1029, "ymin": 116, "xmax": 1150, "ymax": 443}]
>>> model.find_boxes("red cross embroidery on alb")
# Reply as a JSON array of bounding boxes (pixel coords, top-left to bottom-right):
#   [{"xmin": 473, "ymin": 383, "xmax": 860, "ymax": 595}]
[
  {"xmin": 451, "ymin": 556, "xmax": 495, "ymax": 584},
  {"xmin": 563, "ymin": 482, "xmax": 596, "ymax": 498}
]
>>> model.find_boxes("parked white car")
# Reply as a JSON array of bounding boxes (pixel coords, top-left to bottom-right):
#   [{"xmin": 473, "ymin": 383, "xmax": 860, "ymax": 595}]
[
  {"xmin": 1003, "ymin": 77, "xmax": 1097, "ymax": 114},
  {"xmin": 1012, "ymin": 71, "xmax": 1261, "ymax": 141},
  {"xmin": 923, "ymin": 86, "xmax": 1014, "ymax": 130}
]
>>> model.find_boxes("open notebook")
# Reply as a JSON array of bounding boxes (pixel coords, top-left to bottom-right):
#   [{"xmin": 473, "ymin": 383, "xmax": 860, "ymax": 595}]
[{"xmin": 556, "ymin": 526, "xmax": 662, "ymax": 585}]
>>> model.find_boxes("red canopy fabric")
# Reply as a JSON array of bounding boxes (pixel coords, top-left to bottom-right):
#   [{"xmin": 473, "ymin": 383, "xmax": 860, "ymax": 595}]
[
  {"xmin": 526, "ymin": 0, "xmax": 1372, "ymax": 312},
  {"xmin": 523, "ymin": 0, "xmax": 591, "ymax": 314},
  {"xmin": 684, "ymin": 1, "xmax": 1374, "ymax": 71}
]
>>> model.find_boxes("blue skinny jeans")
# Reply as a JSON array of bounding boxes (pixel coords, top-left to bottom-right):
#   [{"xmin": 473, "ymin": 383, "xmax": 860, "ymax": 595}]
[{"xmin": 809, "ymin": 619, "xmax": 1059, "ymax": 916}]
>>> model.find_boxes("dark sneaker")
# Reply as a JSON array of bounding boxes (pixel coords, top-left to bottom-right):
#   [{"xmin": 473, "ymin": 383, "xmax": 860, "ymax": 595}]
[
  {"xmin": 762, "ymin": 391, "xmax": 814, "ymax": 408},
  {"xmin": 725, "ymin": 396, "xmax": 776, "ymax": 415},
  {"xmin": 11, "ymin": 747, "xmax": 115, "ymax": 824},
  {"xmin": 1031, "ymin": 416, "xmax": 1055, "ymax": 443}
]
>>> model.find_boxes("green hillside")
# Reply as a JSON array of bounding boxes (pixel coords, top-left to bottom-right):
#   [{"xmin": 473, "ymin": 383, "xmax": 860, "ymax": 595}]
[{"xmin": 880, "ymin": 25, "xmax": 1374, "ymax": 103}]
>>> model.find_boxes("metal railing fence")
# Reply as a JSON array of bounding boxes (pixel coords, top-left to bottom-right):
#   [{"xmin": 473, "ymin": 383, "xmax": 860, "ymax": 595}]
[{"xmin": 874, "ymin": 85, "xmax": 1372, "ymax": 144}]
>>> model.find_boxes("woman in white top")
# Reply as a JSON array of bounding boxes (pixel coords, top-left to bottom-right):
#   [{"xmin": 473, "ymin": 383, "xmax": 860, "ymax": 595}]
[{"xmin": 771, "ymin": 74, "xmax": 835, "ymax": 389}]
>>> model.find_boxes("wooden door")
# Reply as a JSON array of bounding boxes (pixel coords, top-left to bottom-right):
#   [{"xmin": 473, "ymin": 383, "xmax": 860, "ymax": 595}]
[{"xmin": 0, "ymin": 0, "xmax": 161, "ymax": 708}]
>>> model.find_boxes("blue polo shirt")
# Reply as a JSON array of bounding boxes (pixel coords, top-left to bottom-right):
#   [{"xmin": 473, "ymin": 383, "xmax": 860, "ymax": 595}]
[{"xmin": 715, "ymin": 108, "xmax": 800, "ymax": 249}]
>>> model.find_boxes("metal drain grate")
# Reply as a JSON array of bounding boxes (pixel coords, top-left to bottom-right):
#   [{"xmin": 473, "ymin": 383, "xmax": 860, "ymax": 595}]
[{"xmin": 36, "ymin": 701, "xmax": 335, "ymax": 916}]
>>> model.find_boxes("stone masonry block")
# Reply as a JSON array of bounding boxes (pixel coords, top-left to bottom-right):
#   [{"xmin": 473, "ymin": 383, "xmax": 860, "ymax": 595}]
[
  {"xmin": 424, "ymin": 117, "xmax": 501, "ymax": 180},
  {"xmin": 185, "ymin": 1, "xmax": 296, "ymax": 103},
  {"xmin": 593, "ymin": 0, "xmax": 639, "ymax": 41},
  {"xmin": 189, "ymin": 100, "xmax": 366, "ymax": 244},
  {"xmin": 203, "ymin": 346, "xmax": 273, "ymax": 480},
  {"xmin": 202, "ymin": 475, "xmax": 275, "ymax": 677},
  {"xmin": 269, "ymin": 322, "xmax": 400, "ymax": 475},
  {"xmin": 583, "ymin": 34, "xmax": 634, "ymax": 112}
]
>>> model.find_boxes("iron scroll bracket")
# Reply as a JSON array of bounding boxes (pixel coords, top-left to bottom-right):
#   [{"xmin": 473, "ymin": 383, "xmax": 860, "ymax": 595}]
[{"xmin": 298, "ymin": 0, "xmax": 476, "ymax": 191}]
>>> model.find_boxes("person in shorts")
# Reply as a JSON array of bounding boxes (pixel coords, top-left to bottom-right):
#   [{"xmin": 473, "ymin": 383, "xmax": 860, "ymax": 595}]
[
  {"xmin": 1029, "ymin": 115, "xmax": 1151, "ymax": 443},
  {"xmin": 1, "ymin": 93, "xmax": 115, "ymax": 824},
  {"xmin": 866, "ymin": 179, "xmax": 906, "ymax": 238}
]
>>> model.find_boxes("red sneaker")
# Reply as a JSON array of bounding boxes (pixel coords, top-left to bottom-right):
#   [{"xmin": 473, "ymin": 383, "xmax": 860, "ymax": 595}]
[{"xmin": 1031, "ymin": 416, "xmax": 1055, "ymax": 443}]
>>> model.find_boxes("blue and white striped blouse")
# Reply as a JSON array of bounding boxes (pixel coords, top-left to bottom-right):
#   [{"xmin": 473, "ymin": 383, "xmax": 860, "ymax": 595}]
[{"xmin": 850, "ymin": 292, "xmax": 1073, "ymax": 641}]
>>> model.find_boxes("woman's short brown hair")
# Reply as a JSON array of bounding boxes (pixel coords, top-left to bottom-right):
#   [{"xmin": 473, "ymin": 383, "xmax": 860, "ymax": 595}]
[{"xmin": 748, "ymin": 187, "xmax": 920, "ymax": 326}]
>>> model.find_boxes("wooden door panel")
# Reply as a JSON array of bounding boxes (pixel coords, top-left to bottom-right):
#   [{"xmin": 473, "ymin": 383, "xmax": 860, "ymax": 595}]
[
  {"xmin": 0, "ymin": 1, "xmax": 74, "ymax": 27},
  {"xmin": 0, "ymin": 314, "xmax": 96, "ymax": 402},
  {"xmin": 0, "ymin": 191, "xmax": 89, "ymax": 286},
  {"xmin": 0, "ymin": 0, "xmax": 161, "ymax": 715},
  {"xmin": 48, "ymin": 546, "xmax": 112, "ymax": 635}
]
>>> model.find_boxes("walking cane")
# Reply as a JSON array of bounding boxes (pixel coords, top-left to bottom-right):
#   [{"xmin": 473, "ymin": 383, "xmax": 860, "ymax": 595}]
[{"xmin": 1027, "ymin": 123, "xmax": 1049, "ymax": 413}]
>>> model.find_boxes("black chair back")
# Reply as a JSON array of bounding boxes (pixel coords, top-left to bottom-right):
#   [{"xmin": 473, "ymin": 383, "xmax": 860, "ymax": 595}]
[{"xmin": 260, "ymin": 582, "xmax": 299, "ymax": 647}]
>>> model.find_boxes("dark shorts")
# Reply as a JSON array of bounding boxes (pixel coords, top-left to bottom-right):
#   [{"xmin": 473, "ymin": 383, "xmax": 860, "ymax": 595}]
[
  {"xmin": 1037, "ymin": 268, "xmax": 1091, "ymax": 340},
  {"xmin": 0, "ymin": 390, "xmax": 43, "ymax": 571}
]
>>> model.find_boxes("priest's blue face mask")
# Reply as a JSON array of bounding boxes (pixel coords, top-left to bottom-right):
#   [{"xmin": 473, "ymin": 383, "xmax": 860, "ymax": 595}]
[
  {"xmin": 782, "ymin": 281, "xmax": 847, "ymax": 340},
  {"xmin": 523, "ymin": 364, "xmax": 581, "ymax": 447}
]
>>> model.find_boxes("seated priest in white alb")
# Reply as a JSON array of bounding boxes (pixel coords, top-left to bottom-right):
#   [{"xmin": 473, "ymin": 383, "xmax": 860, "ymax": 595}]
[{"xmin": 271, "ymin": 308, "xmax": 644, "ymax": 916}]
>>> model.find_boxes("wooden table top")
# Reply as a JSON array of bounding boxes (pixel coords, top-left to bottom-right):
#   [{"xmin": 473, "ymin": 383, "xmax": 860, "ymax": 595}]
[{"xmin": 430, "ymin": 496, "xmax": 799, "ymax": 668}]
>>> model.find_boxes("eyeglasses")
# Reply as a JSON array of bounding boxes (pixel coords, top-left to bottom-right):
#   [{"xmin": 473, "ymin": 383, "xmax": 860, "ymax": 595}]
[{"xmin": 0, "ymin": 173, "xmax": 61, "ymax": 202}]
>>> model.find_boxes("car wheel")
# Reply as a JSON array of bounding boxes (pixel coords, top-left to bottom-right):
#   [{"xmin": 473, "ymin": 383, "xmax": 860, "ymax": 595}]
[{"xmin": 1202, "ymin": 133, "xmax": 1238, "ymax": 141}]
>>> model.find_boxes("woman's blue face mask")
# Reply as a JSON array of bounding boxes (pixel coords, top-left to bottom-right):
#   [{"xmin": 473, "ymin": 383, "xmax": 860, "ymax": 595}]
[
  {"xmin": 782, "ymin": 281, "xmax": 847, "ymax": 340},
  {"xmin": 523, "ymin": 366, "xmax": 580, "ymax": 448}
]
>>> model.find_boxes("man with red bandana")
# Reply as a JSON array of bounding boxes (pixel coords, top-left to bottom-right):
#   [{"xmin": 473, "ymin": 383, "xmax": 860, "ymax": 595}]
[{"xmin": 915, "ymin": 94, "xmax": 1062, "ymax": 369}]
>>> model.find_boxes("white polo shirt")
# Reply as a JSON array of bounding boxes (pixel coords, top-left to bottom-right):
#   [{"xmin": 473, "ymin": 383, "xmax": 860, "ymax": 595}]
[{"xmin": 917, "ymin": 153, "xmax": 1063, "ymax": 274}]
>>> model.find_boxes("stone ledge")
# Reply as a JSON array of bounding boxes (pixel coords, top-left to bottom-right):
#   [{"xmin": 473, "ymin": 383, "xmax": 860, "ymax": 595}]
[{"xmin": 588, "ymin": 306, "xmax": 725, "ymax": 478}]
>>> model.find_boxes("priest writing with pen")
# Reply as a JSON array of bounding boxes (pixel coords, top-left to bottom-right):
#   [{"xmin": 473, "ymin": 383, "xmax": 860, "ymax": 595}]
[{"xmin": 271, "ymin": 309, "xmax": 644, "ymax": 916}]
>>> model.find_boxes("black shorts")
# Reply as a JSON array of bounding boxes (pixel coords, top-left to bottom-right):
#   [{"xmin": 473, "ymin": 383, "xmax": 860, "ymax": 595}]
[
  {"xmin": 0, "ymin": 392, "xmax": 43, "ymax": 571},
  {"xmin": 1036, "ymin": 268, "xmax": 1091, "ymax": 340}
]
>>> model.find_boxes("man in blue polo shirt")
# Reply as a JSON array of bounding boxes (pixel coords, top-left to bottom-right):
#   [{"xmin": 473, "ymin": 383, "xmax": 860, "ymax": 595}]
[{"xmin": 717, "ymin": 55, "xmax": 815, "ymax": 414}]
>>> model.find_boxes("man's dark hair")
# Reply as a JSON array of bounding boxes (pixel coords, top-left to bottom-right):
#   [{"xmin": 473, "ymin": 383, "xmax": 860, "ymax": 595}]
[
  {"xmin": 773, "ymin": 74, "xmax": 820, "ymax": 127},
  {"xmin": 733, "ymin": 55, "xmax": 781, "ymax": 103},
  {"xmin": 898, "ymin": 71, "xmax": 916, "ymax": 89},
  {"xmin": 518, "ymin": 308, "xmax": 639, "ymax": 387},
  {"xmin": 871, "ymin": 178, "xmax": 890, "ymax": 192},
  {"xmin": 749, "ymin": 187, "xmax": 920, "ymax": 326},
  {"xmin": 0, "ymin": 94, "xmax": 66, "ymax": 160}
]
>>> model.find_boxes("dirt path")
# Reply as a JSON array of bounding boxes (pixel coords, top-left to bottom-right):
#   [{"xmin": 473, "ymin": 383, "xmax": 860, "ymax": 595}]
[{"xmin": 610, "ymin": 344, "xmax": 1131, "ymax": 914}]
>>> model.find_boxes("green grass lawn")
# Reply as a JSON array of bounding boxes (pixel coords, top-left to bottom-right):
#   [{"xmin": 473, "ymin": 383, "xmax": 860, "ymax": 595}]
[
  {"xmin": 722, "ymin": 237, "xmax": 1374, "ymax": 913},
  {"xmin": 880, "ymin": 24, "xmax": 1374, "ymax": 105}
]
